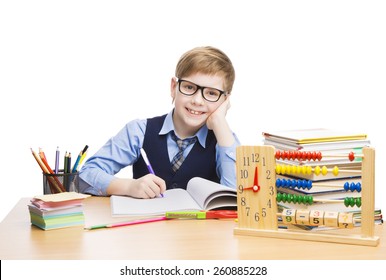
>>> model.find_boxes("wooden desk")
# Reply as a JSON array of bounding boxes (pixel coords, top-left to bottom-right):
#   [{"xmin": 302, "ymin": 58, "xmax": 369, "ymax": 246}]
[{"xmin": 0, "ymin": 197, "xmax": 384, "ymax": 260}]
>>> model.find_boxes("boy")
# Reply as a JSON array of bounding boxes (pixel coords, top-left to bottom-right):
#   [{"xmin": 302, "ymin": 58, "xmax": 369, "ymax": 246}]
[{"xmin": 79, "ymin": 46, "xmax": 240, "ymax": 198}]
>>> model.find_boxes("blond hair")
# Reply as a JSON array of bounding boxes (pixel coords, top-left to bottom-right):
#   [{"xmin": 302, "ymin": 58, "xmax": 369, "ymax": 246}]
[{"xmin": 175, "ymin": 46, "xmax": 235, "ymax": 93}]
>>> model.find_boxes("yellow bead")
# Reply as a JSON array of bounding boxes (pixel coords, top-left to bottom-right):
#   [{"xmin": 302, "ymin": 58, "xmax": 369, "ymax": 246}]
[
  {"xmin": 275, "ymin": 165, "xmax": 281, "ymax": 174},
  {"xmin": 314, "ymin": 166, "xmax": 321, "ymax": 176},
  {"xmin": 296, "ymin": 166, "xmax": 302, "ymax": 174},
  {"xmin": 301, "ymin": 166, "xmax": 307, "ymax": 174},
  {"xmin": 291, "ymin": 165, "xmax": 297, "ymax": 174},
  {"xmin": 332, "ymin": 166, "xmax": 339, "ymax": 176},
  {"xmin": 285, "ymin": 165, "xmax": 291, "ymax": 175},
  {"xmin": 306, "ymin": 166, "xmax": 312, "ymax": 175},
  {"xmin": 321, "ymin": 166, "xmax": 328, "ymax": 175}
]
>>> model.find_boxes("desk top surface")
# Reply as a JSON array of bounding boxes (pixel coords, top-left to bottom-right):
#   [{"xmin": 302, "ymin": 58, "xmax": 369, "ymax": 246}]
[{"xmin": 0, "ymin": 197, "xmax": 384, "ymax": 260}]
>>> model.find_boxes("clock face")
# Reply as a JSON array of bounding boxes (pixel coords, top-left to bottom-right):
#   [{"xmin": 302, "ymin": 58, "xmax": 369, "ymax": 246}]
[{"xmin": 236, "ymin": 146, "xmax": 278, "ymax": 230}]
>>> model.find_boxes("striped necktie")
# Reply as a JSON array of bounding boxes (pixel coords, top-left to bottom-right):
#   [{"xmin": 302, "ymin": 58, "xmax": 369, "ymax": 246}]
[{"xmin": 170, "ymin": 132, "xmax": 197, "ymax": 172}]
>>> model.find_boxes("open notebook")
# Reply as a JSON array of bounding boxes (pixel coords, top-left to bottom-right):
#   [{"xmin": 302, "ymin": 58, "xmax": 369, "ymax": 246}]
[{"xmin": 110, "ymin": 177, "xmax": 237, "ymax": 216}]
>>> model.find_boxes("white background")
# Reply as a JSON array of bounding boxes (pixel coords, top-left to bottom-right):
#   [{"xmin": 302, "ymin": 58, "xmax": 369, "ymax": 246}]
[{"xmin": 0, "ymin": 0, "xmax": 385, "ymax": 273}]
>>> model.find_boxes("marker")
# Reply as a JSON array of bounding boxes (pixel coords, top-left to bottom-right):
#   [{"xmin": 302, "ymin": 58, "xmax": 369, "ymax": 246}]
[
  {"xmin": 78, "ymin": 145, "xmax": 89, "ymax": 166},
  {"xmin": 165, "ymin": 210, "xmax": 237, "ymax": 219},
  {"xmin": 72, "ymin": 151, "xmax": 82, "ymax": 173},
  {"xmin": 140, "ymin": 148, "xmax": 163, "ymax": 197},
  {"xmin": 84, "ymin": 216, "xmax": 167, "ymax": 230}
]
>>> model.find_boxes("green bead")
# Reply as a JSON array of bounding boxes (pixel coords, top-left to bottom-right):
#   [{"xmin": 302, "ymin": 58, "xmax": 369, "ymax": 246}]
[
  {"xmin": 277, "ymin": 193, "xmax": 282, "ymax": 202},
  {"xmin": 293, "ymin": 194, "xmax": 299, "ymax": 204},
  {"xmin": 282, "ymin": 193, "xmax": 288, "ymax": 203},
  {"xmin": 344, "ymin": 197, "xmax": 350, "ymax": 207},
  {"xmin": 349, "ymin": 197, "xmax": 355, "ymax": 207},
  {"xmin": 355, "ymin": 198, "xmax": 362, "ymax": 207},
  {"xmin": 288, "ymin": 194, "xmax": 294, "ymax": 203}
]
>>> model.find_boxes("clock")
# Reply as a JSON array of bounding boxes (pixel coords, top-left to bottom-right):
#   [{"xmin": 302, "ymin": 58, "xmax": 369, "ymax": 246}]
[{"xmin": 235, "ymin": 145, "xmax": 278, "ymax": 230}]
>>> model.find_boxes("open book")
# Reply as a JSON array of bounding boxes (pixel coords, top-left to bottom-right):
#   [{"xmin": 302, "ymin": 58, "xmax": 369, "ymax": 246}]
[{"xmin": 110, "ymin": 177, "xmax": 237, "ymax": 216}]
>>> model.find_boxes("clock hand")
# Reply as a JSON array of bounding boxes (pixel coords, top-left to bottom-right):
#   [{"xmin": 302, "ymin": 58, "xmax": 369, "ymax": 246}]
[
  {"xmin": 244, "ymin": 166, "xmax": 261, "ymax": 192},
  {"xmin": 253, "ymin": 166, "xmax": 261, "ymax": 192}
]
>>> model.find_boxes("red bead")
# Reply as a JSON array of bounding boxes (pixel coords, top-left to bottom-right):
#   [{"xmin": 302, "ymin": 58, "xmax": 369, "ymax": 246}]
[
  {"xmin": 316, "ymin": 151, "xmax": 322, "ymax": 161},
  {"xmin": 348, "ymin": 152, "xmax": 355, "ymax": 161},
  {"xmin": 275, "ymin": 150, "xmax": 281, "ymax": 160},
  {"xmin": 283, "ymin": 150, "xmax": 289, "ymax": 160}
]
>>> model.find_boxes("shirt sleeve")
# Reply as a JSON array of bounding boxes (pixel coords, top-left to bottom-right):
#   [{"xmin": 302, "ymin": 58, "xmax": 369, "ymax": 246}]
[
  {"xmin": 216, "ymin": 133, "xmax": 241, "ymax": 189},
  {"xmin": 78, "ymin": 119, "xmax": 146, "ymax": 196}
]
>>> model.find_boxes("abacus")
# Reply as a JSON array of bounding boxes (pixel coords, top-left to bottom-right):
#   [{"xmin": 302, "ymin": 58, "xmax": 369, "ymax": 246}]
[{"xmin": 234, "ymin": 146, "xmax": 379, "ymax": 246}]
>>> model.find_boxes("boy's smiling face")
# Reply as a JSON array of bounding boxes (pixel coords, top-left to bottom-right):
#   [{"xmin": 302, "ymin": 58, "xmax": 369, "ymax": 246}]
[{"xmin": 170, "ymin": 73, "xmax": 226, "ymax": 139}]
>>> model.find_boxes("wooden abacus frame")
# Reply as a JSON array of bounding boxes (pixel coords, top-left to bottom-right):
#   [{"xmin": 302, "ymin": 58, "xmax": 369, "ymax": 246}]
[{"xmin": 234, "ymin": 146, "xmax": 380, "ymax": 246}]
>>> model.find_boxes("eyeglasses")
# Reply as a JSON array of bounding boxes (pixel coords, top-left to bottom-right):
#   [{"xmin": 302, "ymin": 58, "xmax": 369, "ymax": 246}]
[{"xmin": 176, "ymin": 78, "xmax": 227, "ymax": 102}]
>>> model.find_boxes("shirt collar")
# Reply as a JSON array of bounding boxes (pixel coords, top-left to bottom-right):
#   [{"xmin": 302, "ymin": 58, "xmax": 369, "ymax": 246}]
[{"xmin": 159, "ymin": 110, "xmax": 208, "ymax": 148}]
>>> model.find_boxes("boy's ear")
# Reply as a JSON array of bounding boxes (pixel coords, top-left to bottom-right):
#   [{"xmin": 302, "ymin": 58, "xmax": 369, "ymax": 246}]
[{"xmin": 170, "ymin": 77, "xmax": 177, "ymax": 101}]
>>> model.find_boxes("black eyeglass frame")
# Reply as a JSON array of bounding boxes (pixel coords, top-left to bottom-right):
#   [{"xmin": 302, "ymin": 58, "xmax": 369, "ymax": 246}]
[{"xmin": 176, "ymin": 78, "xmax": 227, "ymax": 102}]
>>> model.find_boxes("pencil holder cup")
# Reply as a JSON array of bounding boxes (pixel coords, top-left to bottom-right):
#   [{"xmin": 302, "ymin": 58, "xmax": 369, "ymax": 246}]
[{"xmin": 42, "ymin": 171, "xmax": 79, "ymax": 194}]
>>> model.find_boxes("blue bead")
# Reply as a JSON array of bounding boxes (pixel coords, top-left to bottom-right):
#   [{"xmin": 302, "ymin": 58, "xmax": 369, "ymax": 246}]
[
  {"xmin": 350, "ymin": 182, "xmax": 356, "ymax": 192},
  {"xmin": 276, "ymin": 178, "xmax": 282, "ymax": 188},
  {"xmin": 306, "ymin": 180, "xmax": 312, "ymax": 190},
  {"xmin": 344, "ymin": 182, "xmax": 349, "ymax": 191},
  {"xmin": 356, "ymin": 182, "xmax": 362, "ymax": 192}
]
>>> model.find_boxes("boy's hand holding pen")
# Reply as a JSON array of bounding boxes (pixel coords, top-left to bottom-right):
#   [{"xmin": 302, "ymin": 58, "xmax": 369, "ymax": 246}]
[{"xmin": 140, "ymin": 148, "xmax": 165, "ymax": 198}]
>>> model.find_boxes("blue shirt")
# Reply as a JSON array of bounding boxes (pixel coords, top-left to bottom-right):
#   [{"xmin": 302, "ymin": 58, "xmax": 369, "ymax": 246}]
[{"xmin": 79, "ymin": 110, "xmax": 240, "ymax": 195}]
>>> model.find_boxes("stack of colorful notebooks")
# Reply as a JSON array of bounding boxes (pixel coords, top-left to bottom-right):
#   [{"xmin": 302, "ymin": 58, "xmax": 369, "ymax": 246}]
[{"xmin": 28, "ymin": 192, "xmax": 90, "ymax": 230}]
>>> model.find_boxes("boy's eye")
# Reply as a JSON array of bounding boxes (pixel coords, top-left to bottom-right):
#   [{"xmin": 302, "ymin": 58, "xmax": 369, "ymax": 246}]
[
  {"xmin": 181, "ymin": 82, "xmax": 197, "ymax": 93},
  {"xmin": 207, "ymin": 90, "xmax": 220, "ymax": 97}
]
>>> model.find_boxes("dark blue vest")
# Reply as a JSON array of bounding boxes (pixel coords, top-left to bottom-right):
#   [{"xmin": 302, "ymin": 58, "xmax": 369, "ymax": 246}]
[{"xmin": 132, "ymin": 114, "xmax": 220, "ymax": 190}]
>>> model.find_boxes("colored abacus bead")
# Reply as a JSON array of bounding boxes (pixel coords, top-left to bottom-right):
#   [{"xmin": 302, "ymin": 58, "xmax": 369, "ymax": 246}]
[
  {"xmin": 348, "ymin": 151, "xmax": 355, "ymax": 161},
  {"xmin": 344, "ymin": 197, "xmax": 362, "ymax": 207}
]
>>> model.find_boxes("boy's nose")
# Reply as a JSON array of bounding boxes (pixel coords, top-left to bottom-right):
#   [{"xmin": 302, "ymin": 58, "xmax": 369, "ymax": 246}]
[{"xmin": 191, "ymin": 90, "xmax": 205, "ymax": 105}]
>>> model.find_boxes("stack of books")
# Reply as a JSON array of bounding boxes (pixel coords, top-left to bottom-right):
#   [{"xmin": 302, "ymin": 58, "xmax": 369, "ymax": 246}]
[
  {"xmin": 262, "ymin": 128, "xmax": 382, "ymax": 226},
  {"xmin": 263, "ymin": 128, "xmax": 369, "ymax": 180},
  {"xmin": 28, "ymin": 192, "xmax": 90, "ymax": 230}
]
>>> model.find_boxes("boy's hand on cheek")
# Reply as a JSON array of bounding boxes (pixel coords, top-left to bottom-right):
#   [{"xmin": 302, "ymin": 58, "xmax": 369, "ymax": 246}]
[{"xmin": 206, "ymin": 97, "xmax": 231, "ymax": 130}]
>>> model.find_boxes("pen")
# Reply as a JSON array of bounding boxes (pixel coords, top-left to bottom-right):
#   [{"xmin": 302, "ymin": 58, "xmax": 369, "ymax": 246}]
[
  {"xmin": 84, "ymin": 216, "xmax": 167, "ymax": 230},
  {"xmin": 140, "ymin": 148, "xmax": 155, "ymax": 174},
  {"xmin": 140, "ymin": 148, "xmax": 163, "ymax": 197},
  {"xmin": 55, "ymin": 146, "xmax": 60, "ymax": 174}
]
